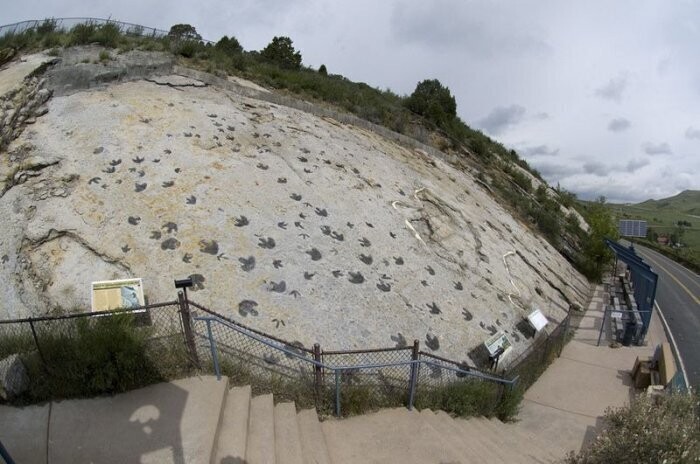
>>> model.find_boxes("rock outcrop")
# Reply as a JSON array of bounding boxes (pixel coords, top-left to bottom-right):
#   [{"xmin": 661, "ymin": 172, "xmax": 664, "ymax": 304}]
[{"xmin": 0, "ymin": 47, "xmax": 591, "ymax": 365}]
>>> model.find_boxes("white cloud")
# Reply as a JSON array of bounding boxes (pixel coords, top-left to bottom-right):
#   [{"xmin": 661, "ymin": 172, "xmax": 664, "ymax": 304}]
[
  {"xmin": 608, "ymin": 118, "xmax": 631, "ymax": 132},
  {"xmin": 643, "ymin": 142, "xmax": 673, "ymax": 155},
  {"xmin": 686, "ymin": 127, "xmax": 700, "ymax": 140},
  {"xmin": 478, "ymin": 105, "xmax": 526, "ymax": 135},
  {"xmin": 595, "ymin": 75, "xmax": 627, "ymax": 102}
]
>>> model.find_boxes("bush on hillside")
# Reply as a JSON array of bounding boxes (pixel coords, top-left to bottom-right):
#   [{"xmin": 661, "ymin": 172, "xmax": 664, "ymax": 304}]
[
  {"xmin": 405, "ymin": 78, "xmax": 457, "ymax": 127},
  {"xmin": 215, "ymin": 35, "xmax": 243, "ymax": 56},
  {"xmin": 566, "ymin": 393, "xmax": 700, "ymax": 464},
  {"xmin": 168, "ymin": 23, "xmax": 201, "ymax": 41},
  {"xmin": 260, "ymin": 36, "xmax": 302, "ymax": 70},
  {"xmin": 70, "ymin": 22, "xmax": 96, "ymax": 45}
]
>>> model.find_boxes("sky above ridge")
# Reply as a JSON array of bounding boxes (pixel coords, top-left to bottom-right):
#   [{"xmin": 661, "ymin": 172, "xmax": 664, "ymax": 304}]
[{"xmin": 4, "ymin": 0, "xmax": 700, "ymax": 203}]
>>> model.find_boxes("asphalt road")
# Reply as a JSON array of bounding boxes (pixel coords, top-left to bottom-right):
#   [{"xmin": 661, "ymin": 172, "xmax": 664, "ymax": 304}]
[{"xmin": 633, "ymin": 244, "xmax": 700, "ymax": 388}]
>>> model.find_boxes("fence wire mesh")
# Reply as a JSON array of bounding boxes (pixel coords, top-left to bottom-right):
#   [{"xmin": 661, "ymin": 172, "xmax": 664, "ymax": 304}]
[
  {"xmin": 501, "ymin": 313, "xmax": 570, "ymax": 393},
  {"xmin": 1, "ymin": 296, "xmax": 534, "ymax": 416},
  {"xmin": 0, "ymin": 302, "xmax": 191, "ymax": 403},
  {"xmin": 0, "ymin": 18, "xmax": 215, "ymax": 43},
  {"xmin": 319, "ymin": 348, "xmax": 414, "ymax": 414}
]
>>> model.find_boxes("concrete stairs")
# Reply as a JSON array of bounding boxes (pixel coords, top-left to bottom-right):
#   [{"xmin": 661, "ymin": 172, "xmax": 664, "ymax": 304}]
[
  {"xmin": 213, "ymin": 381, "xmax": 563, "ymax": 464},
  {"xmin": 0, "ymin": 376, "xmax": 565, "ymax": 463}
]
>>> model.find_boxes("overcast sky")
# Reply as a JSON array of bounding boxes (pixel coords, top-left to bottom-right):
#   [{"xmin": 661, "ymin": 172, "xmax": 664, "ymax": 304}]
[{"xmin": 5, "ymin": 0, "xmax": 700, "ymax": 202}]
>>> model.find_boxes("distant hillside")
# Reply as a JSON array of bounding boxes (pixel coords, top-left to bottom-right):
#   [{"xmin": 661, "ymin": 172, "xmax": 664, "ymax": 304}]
[
  {"xmin": 609, "ymin": 190, "xmax": 700, "ymax": 269},
  {"xmin": 636, "ymin": 190, "xmax": 700, "ymax": 216}
]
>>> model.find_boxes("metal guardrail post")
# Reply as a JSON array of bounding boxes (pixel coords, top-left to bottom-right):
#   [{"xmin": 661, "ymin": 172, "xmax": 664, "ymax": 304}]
[
  {"xmin": 178, "ymin": 291, "xmax": 200, "ymax": 368},
  {"xmin": 334, "ymin": 370, "xmax": 341, "ymax": 417},
  {"xmin": 205, "ymin": 319, "xmax": 221, "ymax": 381},
  {"xmin": 408, "ymin": 339, "xmax": 420, "ymax": 410}
]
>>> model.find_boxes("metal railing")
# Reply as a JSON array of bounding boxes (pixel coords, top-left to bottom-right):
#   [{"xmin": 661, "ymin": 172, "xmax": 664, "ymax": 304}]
[
  {"xmin": 193, "ymin": 314, "xmax": 516, "ymax": 416},
  {"xmin": 0, "ymin": 18, "xmax": 214, "ymax": 43},
  {"xmin": 0, "ymin": 291, "xmax": 540, "ymax": 416}
]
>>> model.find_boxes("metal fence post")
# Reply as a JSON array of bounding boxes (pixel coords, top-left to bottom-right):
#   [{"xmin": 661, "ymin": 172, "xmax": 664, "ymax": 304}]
[
  {"xmin": 334, "ymin": 369, "xmax": 341, "ymax": 417},
  {"xmin": 559, "ymin": 309, "xmax": 572, "ymax": 357},
  {"xmin": 178, "ymin": 291, "xmax": 200, "ymax": 368},
  {"xmin": 597, "ymin": 307, "xmax": 608, "ymax": 347},
  {"xmin": 313, "ymin": 343, "xmax": 322, "ymax": 405},
  {"xmin": 205, "ymin": 319, "xmax": 221, "ymax": 381},
  {"xmin": 408, "ymin": 339, "xmax": 420, "ymax": 410},
  {"xmin": 28, "ymin": 320, "xmax": 49, "ymax": 373}
]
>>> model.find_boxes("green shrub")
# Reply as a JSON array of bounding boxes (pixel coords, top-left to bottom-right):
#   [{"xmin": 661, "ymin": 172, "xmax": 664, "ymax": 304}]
[
  {"xmin": 566, "ymin": 393, "xmax": 700, "ymax": 464},
  {"xmin": 5, "ymin": 312, "xmax": 191, "ymax": 404},
  {"xmin": 93, "ymin": 23, "xmax": 121, "ymax": 48},
  {"xmin": 174, "ymin": 39, "xmax": 202, "ymax": 58},
  {"xmin": 260, "ymin": 36, "xmax": 302, "ymax": 70},
  {"xmin": 98, "ymin": 50, "xmax": 110, "ymax": 62},
  {"xmin": 70, "ymin": 23, "xmax": 97, "ymax": 45},
  {"xmin": 405, "ymin": 79, "xmax": 457, "ymax": 127},
  {"xmin": 414, "ymin": 380, "xmax": 501, "ymax": 418}
]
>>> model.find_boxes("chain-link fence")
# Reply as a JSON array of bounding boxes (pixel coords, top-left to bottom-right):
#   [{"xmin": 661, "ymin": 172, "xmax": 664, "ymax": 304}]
[
  {"xmin": 2, "ymin": 294, "xmax": 532, "ymax": 417},
  {"xmin": 501, "ymin": 311, "xmax": 571, "ymax": 394},
  {"xmin": 0, "ymin": 301, "xmax": 192, "ymax": 403},
  {"xmin": 1, "ymin": 18, "xmax": 174, "ymax": 42},
  {"xmin": 189, "ymin": 300, "xmax": 516, "ymax": 417}
]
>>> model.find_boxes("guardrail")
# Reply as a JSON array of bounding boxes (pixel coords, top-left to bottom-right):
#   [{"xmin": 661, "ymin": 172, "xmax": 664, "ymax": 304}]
[{"xmin": 194, "ymin": 314, "xmax": 516, "ymax": 416}]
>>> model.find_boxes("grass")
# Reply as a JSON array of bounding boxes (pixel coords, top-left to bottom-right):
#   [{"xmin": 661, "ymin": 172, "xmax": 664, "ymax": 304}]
[
  {"xmin": 1, "ymin": 311, "xmax": 193, "ymax": 405},
  {"xmin": 608, "ymin": 190, "xmax": 700, "ymax": 270}
]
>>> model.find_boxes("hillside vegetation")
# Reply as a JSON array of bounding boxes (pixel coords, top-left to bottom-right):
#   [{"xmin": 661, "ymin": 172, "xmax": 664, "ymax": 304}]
[
  {"xmin": 0, "ymin": 19, "xmax": 617, "ymax": 281},
  {"xmin": 608, "ymin": 190, "xmax": 700, "ymax": 271}
]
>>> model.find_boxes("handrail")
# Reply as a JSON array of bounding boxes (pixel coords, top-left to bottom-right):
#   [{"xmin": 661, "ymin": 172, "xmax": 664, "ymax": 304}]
[
  {"xmin": 193, "ymin": 315, "xmax": 515, "ymax": 385},
  {"xmin": 0, "ymin": 301, "xmax": 178, "ymax": 325}
]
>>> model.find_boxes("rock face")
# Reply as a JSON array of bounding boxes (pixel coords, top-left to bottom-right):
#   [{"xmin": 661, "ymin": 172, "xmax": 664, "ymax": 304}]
[
  {"xmin": 0, "ymin": 49, "xmax": 591, "ymax": 365},
  {"xmin": 0, "ymin": 354, "xmax": 29, "ymax": 400}
]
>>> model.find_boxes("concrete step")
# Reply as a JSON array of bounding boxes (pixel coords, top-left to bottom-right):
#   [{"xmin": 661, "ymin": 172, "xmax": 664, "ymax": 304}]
[
  {"xmin": 494, "ymin": 419, "xmax": 562, "ymax": 463},
  {"xmin": 273, "ymin": 402, "xmax": 304, "ymax": 464},
  {"xmin": 453, "ymin": 416, "xmax": 527, "ymax": 464},
  {"xmin": 477, "ymin": 417, "xmax": 556, "ymax": 463},
  {"xmin": 465, "ymin": 417, "xmax": 535, "ymax": 463},
  {"xmin": 48, "ymin": 375, "xmax": 228, "ymax": 464},
  {"xmin": 432, "ymin": 410, "xmax": 507, "ymax": 464},
  {"xmin": 213, "ymin": 385, "xmax": 252, "ymax": 463},
  {"xmin": 296, "ymin": 408, "xmax": 332, "ymax": 464},
  {"xmin": 322, "ymin": 407, "xmax": 463, "ymax": 463},
  {"xmin": 246, "ymin": 394, "xmax": 276, "ymax": 464},
  {"xmin": 418, "ymin": 409, "xmax": 482, "ymax": 463}
]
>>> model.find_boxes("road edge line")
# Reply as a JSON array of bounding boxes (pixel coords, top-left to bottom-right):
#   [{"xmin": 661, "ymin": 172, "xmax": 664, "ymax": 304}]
[{"xmin": 654, "ymin": 301, "xmax": 691, "ymax": 391}]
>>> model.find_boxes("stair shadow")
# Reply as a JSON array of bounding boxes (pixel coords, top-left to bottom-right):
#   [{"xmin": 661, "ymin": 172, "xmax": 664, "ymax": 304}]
[
  {"xmin": 50, "ymin": 381, "xmax": 189, "ymax": 463},
  {"xmin": 220, "ymin": 458, "xmax": 247, "ymax": 464}
]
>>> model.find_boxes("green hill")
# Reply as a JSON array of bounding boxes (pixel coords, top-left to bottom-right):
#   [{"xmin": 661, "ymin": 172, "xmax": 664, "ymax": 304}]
[{"xmin": 609, "ymin": 190, "xmax": 700, "ymax": 269}]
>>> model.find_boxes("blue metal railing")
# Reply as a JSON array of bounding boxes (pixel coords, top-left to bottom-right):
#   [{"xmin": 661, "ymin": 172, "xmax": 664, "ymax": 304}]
[
  {"xmin": 0, "ymin": 440, "xmax": 16, "ymax": 464},
  {"xmin": 195, "ymin": 315, "xmax": 517, "ymax": 416}
]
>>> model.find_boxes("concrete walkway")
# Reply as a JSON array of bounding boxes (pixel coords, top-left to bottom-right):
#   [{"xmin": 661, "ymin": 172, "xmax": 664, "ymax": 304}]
[
  {"xmin": 0, "ymin": 376, "xmax": 227, "ymax": 464},
  {"xmin": 517, "ymin": 284, "xmax": 668, "ymax": 455}
]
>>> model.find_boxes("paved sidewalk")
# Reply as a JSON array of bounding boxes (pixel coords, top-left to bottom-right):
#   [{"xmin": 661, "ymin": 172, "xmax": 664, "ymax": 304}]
[{"xmin": 517, "ymin": 284, "xmax": 668, "ymax": 455}]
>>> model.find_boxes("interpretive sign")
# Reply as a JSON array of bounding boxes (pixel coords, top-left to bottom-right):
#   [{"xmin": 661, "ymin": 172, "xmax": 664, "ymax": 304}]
[
  {"xmin": 484, "ymin": 331, "xmax": 512, "ymax": 357},
  {"xmin": 527, "ymin": 308, "xmax": 549, "ymax": 332},
  {"xmin": 91, "ymin": 278, "xmax": 145, "ymax": 311}
]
